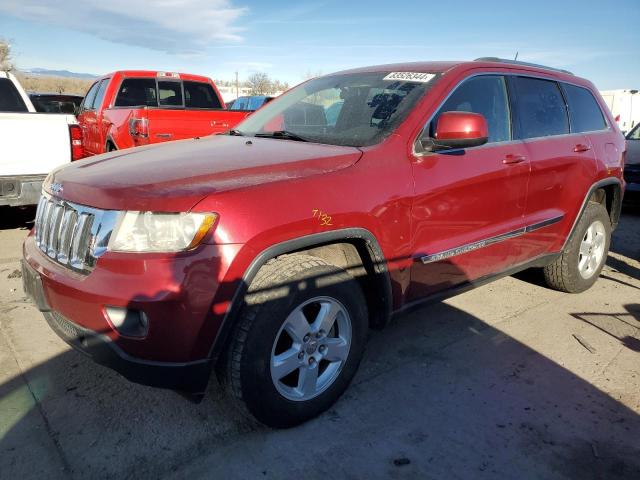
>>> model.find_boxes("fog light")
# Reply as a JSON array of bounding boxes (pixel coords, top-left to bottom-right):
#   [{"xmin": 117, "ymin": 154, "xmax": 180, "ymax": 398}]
[{"xmin": 105, "ymin": 306, "xmax": 148, "ymax": 338}]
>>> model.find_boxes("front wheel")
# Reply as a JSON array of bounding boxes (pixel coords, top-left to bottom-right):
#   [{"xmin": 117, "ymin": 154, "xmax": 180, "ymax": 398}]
[
  {"xmin": 224, "ymin": 254, "xmax": 368, "ymax": 428},
  {"xmin": 543, "ymin": 202, "xmax": 611, "ymax": 293}
]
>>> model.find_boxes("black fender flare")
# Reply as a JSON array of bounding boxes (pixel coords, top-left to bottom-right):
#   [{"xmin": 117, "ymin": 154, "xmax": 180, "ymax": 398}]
[
  {"xmin": 208, "ymin": 228, "xmax": 392, "ymax": 360},
  {"xmin": 561, "ymin": 177, "xmax": 623, "ymax": 251}
]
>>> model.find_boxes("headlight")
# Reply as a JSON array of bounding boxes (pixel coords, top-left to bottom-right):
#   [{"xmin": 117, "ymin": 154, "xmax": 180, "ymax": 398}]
[{"xmin": 108, "ymin": 212, "xmax": 217, "ymax": 252}]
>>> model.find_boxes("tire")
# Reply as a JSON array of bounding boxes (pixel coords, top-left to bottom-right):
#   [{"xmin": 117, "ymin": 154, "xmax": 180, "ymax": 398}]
[
  {"xmin": 224, "ymin": 254, "xmax": 368, "ymax": 428},
  {"xmin": 543, "ymin": 202, "xmax": 611, "ymax": 293},
  {"xmin": 106, "ymin": 142, "xmax": 117, "ymax": 152}
]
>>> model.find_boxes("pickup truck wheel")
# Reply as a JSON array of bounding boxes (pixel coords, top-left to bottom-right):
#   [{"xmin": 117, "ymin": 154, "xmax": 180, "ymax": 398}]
[
  {"xmin": 225, "ymin": 254, "xmax": 367, "ymax": 428},
  {"xmin": 543, "ymin": 202, "xmax": 611, "ymax": 293}
]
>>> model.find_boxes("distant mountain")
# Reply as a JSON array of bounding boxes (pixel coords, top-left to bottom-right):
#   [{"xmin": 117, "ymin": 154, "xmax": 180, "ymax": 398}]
[{"xmin": 22, "ymin": 68, "xmax": 98, "ymax": 80}]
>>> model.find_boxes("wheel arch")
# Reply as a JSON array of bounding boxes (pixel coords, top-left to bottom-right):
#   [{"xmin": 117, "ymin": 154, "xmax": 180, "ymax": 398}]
[
  {"xmin": 562, "ymin": 177, "xmax": 623, "ymax": 252},
  {"xmin": 209, "ymin": 228, "xmax": 392, "ymax": 361}
]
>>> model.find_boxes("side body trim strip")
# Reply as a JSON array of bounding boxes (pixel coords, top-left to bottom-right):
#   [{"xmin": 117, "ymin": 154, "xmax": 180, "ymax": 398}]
[{"xmin": 420, "ymin": 215, "xmax": 564, "ymax": 264}]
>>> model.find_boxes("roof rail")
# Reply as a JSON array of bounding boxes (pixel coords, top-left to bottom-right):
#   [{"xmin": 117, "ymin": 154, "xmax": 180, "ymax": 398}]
[{"xmin": 474, "ymin": 57, "xmax": 574, "ymax": 76}]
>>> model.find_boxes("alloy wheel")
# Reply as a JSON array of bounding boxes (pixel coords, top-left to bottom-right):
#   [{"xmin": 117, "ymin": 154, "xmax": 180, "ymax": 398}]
[{"xmin": 270, "ymin": 296, "xmax": 352, "ymax": 401}]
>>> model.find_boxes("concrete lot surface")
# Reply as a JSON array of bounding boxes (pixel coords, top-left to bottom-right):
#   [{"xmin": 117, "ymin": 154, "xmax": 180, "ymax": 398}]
[{"xmin": 1, "ymin": 206, "xmax": 639, "ymax": 479}]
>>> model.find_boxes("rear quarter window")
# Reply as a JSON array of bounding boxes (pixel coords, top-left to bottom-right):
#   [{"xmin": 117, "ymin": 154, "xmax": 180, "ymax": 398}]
[
  {"xmin": 184, "ymin": 81, "xmax": 221, "ymax": 109},
  {"xmin": 512, "ymin": 77, "xmax": 569, "ymax": 139},
  {"xmin": 562, "ymin": 83, "xmax": 607, "ymax": 133},
  {"xmin": 115, "ymin": 78, "xmax": 157, "ymax": 107},
  {"xmin": 0, "ymin": 78, "xmax": 28, "ymax": 112}
]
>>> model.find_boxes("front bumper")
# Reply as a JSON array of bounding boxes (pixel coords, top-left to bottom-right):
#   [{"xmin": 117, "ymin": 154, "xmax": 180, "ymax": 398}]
[
  {"xmin": 22, "ymin": 233, "xmax": 240, "ymax": 391},
  {"xmin": 0, "ymin": 175, "xmax": 45, "ymax": 207},
  {"xmin": 43, "ymin": 308, "xmax": 211, "ymax": 392}
]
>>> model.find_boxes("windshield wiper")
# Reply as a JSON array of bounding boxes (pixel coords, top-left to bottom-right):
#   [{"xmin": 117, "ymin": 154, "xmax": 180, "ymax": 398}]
[
  {"xmin": 227, "ymin": 129, "xmax": 244, "ymax": 136},
  {"xmin": 254, "ymin": 130, "xmax": 309, "ymax": 142}
]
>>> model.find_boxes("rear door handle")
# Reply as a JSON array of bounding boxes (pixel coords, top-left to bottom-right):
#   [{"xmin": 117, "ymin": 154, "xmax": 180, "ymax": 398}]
[
  {"xmin": 503, "ymin": 154, "xmax": 527, "ymax": 165},
  {"xmin": 574, "ymin": 144, "xmax": 591, "ymax": 153},
  {"xmin": 155, "ymin": 133, "xmax": 173, "ymax": 138}
]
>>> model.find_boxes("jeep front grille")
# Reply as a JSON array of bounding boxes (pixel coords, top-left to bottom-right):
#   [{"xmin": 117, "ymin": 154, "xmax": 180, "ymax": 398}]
[{"xmin": 34, "ymin": 194, "xmax": 119, "ymax": 273}]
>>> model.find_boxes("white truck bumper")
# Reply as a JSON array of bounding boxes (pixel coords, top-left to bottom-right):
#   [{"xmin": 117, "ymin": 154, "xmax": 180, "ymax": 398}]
[{"xmin": 0, "ymin": 175, "xmax": 45, "ymax": 207}]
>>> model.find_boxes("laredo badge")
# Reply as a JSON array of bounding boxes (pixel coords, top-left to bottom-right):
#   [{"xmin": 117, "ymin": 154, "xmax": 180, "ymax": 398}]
[{"xmin": 383, "ymin": 72, "xmax": 436, "ymax": 83}]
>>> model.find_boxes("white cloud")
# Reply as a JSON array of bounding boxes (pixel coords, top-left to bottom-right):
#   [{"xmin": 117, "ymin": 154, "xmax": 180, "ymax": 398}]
[{"xmin": 0, "ymin": 0, "xmax": 248, "ymax": 54}]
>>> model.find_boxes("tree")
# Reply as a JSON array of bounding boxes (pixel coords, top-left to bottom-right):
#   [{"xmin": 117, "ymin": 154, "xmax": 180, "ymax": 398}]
[
  {"xmin": 247, "ymin": 72, "xmax": 272, "ymax": 95},
  {"xmin": 0, "ymin": 38, "xmax": 14, "ymax": 72},
  {"xmin": 271, "ymin": 80, "xmax": 290, "ymax": 93},
  {"xmin": 301, "ymin": 69, "xmax": 322, "ymax": 81}
]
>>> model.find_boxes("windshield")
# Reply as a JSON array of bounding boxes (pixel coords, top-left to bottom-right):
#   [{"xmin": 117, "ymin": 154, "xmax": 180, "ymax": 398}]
[{"xmin": 234, "ymin": 71, "xmax": 439, "ymax": 147}]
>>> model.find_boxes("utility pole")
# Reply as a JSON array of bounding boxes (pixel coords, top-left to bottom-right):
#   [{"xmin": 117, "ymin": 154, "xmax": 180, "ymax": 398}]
[{"xmin": 235, "ymin": 71, "xmax": 239, "ymax": 99}]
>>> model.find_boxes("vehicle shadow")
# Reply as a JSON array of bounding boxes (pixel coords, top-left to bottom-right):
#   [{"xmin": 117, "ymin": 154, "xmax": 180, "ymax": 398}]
[
  {"xmin": 2, "ymin": 262, "xmax": 640, "ymax": 480},
  {"xmin": 570, "ymin": 304, "xmax": 640, "ymax": 353},
  {"xmin": 0, "ymin": 206, "xmax": 36, "ymax": 231}
]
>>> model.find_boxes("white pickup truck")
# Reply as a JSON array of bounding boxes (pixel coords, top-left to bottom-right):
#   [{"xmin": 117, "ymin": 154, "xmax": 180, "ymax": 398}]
[{"xmin": 0, "ymin": 71, "xmax": 83, "ymax": 207}]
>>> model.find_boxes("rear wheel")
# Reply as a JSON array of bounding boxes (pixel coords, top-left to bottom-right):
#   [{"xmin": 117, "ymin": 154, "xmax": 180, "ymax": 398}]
[
  {"xmin": 106, "ymin": 142, "xmax": 117, "ymax": 152},
  {"xmin": 543, "ymin": 202, "xmax": 611, "ymax": 293},
  {"xmin": 223, "ymin": 254, "xmax": 368, "ymax": 428}
]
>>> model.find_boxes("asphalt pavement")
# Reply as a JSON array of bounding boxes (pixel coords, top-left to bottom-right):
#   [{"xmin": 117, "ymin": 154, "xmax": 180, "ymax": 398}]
[{"xmin": 1, "ymin": 205, "xmax": 639, "ymax": 479}]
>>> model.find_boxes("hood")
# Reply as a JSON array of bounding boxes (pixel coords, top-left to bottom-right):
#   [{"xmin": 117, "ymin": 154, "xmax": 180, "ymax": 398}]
[{"xmin": 46, "ymin": 135, "xmax": 362, "ymax": 211}]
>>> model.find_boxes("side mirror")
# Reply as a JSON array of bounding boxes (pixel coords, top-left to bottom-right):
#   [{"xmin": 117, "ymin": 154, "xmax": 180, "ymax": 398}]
[{"xmin": 418, "ymin": 111, "xmax": 489, "ymax": 152}]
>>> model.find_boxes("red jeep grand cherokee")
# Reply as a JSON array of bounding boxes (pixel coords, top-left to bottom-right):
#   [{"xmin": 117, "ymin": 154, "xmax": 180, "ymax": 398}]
[{"xmin": 23, "ymin": 58, "xmax": 626, "ymax": 427}]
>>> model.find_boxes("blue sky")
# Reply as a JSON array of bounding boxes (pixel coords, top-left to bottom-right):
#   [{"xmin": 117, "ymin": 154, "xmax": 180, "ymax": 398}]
[{"xmin": 0, "ymin": 0, "xmax": 638, "ymax": 88}]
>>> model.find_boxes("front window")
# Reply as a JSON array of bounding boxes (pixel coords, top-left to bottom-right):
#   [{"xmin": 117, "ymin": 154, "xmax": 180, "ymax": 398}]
[
  {"xmin": 235, "ymin": 72, "xmax": 439, "ymax": 147},
  {"xmin": 627, "ymin": 123, "xmax": 640, "ymax": 140},
  {"xmin": 429, "ymin": 75, "xmax": 511, "ymax": 143}
]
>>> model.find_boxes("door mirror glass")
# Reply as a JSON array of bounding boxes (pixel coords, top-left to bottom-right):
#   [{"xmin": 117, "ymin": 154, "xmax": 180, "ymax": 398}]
[{"xmin": 418, "ymin": 111, "xmax": 489, "ymax": 152}]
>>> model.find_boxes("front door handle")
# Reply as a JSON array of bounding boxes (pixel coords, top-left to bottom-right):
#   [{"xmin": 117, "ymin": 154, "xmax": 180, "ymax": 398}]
[
  {"xmin": 503, "ymin": 154, "xmax": 527, "ymax": 164},
  {"xmin": 574, "ymin": 144, "xmax": 591, "ymax": 153},
  {"xmin": 155, "ymin": 133, "xmax": 173, "ymax": 139}
]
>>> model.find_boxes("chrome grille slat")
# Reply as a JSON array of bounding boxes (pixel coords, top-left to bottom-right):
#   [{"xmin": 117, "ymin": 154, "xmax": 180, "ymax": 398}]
[
  {"xmin": 57, "ymin": 209, "xmax": 76, "ymax": 265},
  {"xmin": 34, "ymin": 197, "xmax": 46, "ymax": 245},
  {"xmin": 40, "ymin": 201, "xmax": 52, "ymax": 248},
  {"xmin": 47, "ymin": 204, "xmax": 64, "ymax": 258},
  {"xmin": 70, "ymin": 213, "xmax": 92, "ymax": 270},
  {"xmin": 33, "ymin": 193, "xmax": 116, "ymax": 274}
]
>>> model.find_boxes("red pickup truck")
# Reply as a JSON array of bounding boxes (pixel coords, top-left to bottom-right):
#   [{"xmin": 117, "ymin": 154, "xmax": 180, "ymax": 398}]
[{"xmin": 77, "ymin": 70, "xmax": 250, "ymax": 155}]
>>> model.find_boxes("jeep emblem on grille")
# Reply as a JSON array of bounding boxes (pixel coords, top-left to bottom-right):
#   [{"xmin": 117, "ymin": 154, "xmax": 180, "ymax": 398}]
[{"xmin": 50, "ymin": 183, "xmax": 63, "ymax": 194}]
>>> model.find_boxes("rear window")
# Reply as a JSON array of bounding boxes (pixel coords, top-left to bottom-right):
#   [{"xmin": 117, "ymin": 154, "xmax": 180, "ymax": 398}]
[
  {"xmin": 115, "ymin": 78, "xmax": 157, "ymax": 107},
  {"xmin": 230, "ymin": 97, "xmax": 249, "ymax": 110},
  {"xmin": 184, "ymin": 81, "xmax": 221, "ymax": 109},
  {"xmin": 562, "ymin": 84, "xmax": 607, "ymax": 133},
  {"xmin": 512, "ymin": 77, "xmax": 569, "ymax": 139},
  {"xmin": 0, "ymin": 78, "xmax": 28, "ymax": 112},
  {"xmin": 30, "ymin": 95, "xmax": 80, "ymax": 114},
  {"xmin": 158, "ymin": 80, "xmax": 183, "ymax": 107}
]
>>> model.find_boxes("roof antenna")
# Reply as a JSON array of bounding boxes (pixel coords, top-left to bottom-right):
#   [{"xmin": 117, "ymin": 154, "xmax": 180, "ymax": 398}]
[{"xmin": 514, "ymin": 51, "xmax": 519, "ymax": 61}]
